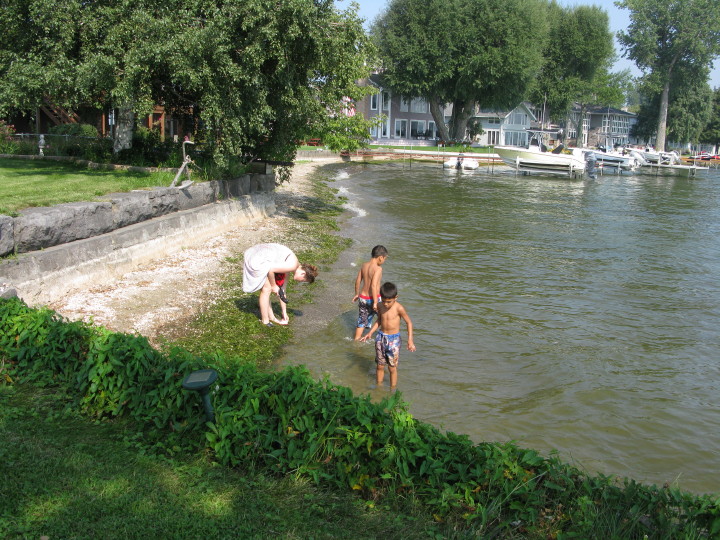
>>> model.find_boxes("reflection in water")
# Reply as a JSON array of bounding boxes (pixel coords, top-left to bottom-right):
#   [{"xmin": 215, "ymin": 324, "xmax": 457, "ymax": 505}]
[{"xmin": 279, "ymin": 162, "xmax": 720, "ymax": 494}]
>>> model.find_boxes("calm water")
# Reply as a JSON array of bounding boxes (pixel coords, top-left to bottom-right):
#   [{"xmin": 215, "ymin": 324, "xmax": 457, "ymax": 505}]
[{"xmin": 279, "ymin": 161, "xmax": 720, "ymax": 494}]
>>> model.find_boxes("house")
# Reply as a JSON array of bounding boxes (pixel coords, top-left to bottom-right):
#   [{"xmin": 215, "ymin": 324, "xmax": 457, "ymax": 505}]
[
  {"xmin": 356, "ymin": 74, "xmax": 440, "ymax": 145},
  {"xmin": 9, "ymin": 100, "xmax": 191, "ymax": 142},
  {"xmin": 568, "ymin": 104, "xmax": 636, "ymax": 148},
  {"xmin": 357, "ymin": 75, "xmax": 546, "ymax": 147},
  {"xmin": 471, "ymin": 103, "xmax": 538, "ymax": 147}
]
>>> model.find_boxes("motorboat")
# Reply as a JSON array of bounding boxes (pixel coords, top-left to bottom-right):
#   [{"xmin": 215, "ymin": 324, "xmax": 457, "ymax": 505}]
[
  {"xmin": 494, "ymin": 140, "xmax": 587, "ymax": 177},
  {"xmin": 588, "ymin": 145, "xmax": 642, "ymax": 171},
  {"xmin": 635, "ymin": 147, "xmax": 680, "ymax": 165},
  {"xmin": 443, "ymin": 154, "xmax": 479, "ymax": 170}
]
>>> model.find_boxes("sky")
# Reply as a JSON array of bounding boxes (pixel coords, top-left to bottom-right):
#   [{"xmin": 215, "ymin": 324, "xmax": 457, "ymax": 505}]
[{"xmin": 338, "ymin": 0, "xmax": 720, "ymax": 89}]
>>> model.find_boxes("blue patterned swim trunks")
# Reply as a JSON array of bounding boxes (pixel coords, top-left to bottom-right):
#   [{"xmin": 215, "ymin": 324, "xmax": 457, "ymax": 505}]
[
  {"xmin": 356, "ymin": 296, "xmax": 376, "ymax": 328},
  {"xmin": 375, "ymin": 331, "xmax": 401, "ymax": 368}
]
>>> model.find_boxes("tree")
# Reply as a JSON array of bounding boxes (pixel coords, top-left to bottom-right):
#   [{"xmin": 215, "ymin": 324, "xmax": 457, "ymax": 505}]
[
  {"xmin": 372, "ymin": 0, "xmax": 547, "ymax": 142},
  {"xmin": 631, "ymin": 64, "xmax": 713, "ymax": 146},
  {"xmin": 616, "ymin": 0, "xmax": 720, "ymax": 151},
  {"xmin": 699, "ymin": 88, "xmax": 720, "ymax": 151},
  {"xmin": 529, "ymin": 4, "xmax": 615, "ymax": 123},
  {"xmin": 0, "ymin": 0, "xmax": 376, "ymax": 166}
]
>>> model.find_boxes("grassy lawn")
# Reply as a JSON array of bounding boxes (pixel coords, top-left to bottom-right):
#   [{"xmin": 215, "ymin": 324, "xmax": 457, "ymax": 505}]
[
  {"xmin": 0, "ymin": 385, "xmax": 433, "ymax": 539},
  {"xmin": 0, "ymin": 158, "xmax": 176, "ymax": 216}
]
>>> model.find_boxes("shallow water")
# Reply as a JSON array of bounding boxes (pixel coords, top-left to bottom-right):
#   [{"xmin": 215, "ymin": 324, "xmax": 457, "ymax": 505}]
[{"xmin": 279, "ymin": 161, "xmax": 720, "ymax": 494}]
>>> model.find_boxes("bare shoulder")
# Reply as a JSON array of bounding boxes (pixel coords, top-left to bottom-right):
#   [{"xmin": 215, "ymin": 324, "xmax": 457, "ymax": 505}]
[{"xmin": 396, "ymin": 301, "xmax": 411, "ymax": 317}]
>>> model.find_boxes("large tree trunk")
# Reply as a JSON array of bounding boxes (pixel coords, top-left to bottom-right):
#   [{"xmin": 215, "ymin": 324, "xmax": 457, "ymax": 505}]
[
  {"xmin": 573, "ymin": 103, "xmax": 587, "ymax": 147},
  {"xmin": 113, "ymin": 106, "xmax": 135, "ymax": 153},
  {"xmin": 655, "ymin": 80, "xmax": 671, "ymax": 151},
  {"xmin": 449, "ymin": 98, "xmax": 475, "ymax": 142},
  {"xmin": 429, "ymin": 99, "xmax": 450, "ymax": 142}
]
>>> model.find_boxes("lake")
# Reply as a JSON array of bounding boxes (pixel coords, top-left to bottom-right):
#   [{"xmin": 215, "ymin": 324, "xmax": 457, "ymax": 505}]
[{"xmin": 279, "ymin": 160, "xmax": 720, "ymax": 495}]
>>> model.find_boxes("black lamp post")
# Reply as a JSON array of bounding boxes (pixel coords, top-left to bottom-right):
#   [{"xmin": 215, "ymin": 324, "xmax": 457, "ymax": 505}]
[{"xmin": 182, "ymin": 369, "xmax": 218, "ymax": 422}]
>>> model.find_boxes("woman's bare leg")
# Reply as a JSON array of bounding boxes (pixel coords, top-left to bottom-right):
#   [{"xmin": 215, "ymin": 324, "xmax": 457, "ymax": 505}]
[{"xmin": 259, "ymin": 279, "xmax": 273, "ymax": 324}]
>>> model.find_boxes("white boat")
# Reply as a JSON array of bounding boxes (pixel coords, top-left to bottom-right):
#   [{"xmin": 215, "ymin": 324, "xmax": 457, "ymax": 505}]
[
  {"xmin": 443, "ymin": 154, "xmax": 479, "ymax": 170},
  {"xmin": 636, "ymin": 148, "xmax": 680, "ymax": 165},
  {"xmin": 589, "ymin": 147, "xmax": 642, "ymax": 171},
  {"xmin": 494, "ymin": 141, "xmax": 587, "ymax": 177}
]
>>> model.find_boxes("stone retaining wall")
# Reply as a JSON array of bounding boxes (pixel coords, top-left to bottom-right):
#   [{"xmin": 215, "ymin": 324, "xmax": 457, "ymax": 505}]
[
  {"xmin": 0, "ymin": 172, "xmax": 274, "ymax": 257},
  {"xmin": 0, "ymin": 171, "xmax": 276, "ymax": 305}
]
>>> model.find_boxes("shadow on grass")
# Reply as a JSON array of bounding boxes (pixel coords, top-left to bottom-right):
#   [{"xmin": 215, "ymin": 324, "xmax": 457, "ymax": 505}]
[{"xmin": 0, "ymin": 386, "xmax": 430, "ymax": 539}]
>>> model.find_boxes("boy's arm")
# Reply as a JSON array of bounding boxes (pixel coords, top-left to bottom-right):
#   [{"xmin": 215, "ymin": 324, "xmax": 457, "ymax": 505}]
[
  {"xmin": 353, "ymin": 270, "xmax": 362, "ymax": 302},
  {"xmin": 370, "ymin": 268, "xmax": 382, "ymax": 311},
  {"xmin": 359, "ymin": 321, "xmax": 379, "ymax": 342},
  {"xmin": 400, "ymin": 307, "xmax": 416, "ymax": 352}
]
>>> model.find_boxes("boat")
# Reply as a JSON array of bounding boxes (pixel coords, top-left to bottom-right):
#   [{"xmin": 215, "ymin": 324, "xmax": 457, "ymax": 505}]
[
  {"xmin": 443, "ymin": 154, "xmax": 479, "ymax": 170},
  {"xmin": 494, "ymin": 139, "xmax": 587, "ymax": 177},
  {"xmin": 588, "ymin": 145, "xmax": 642, "ymax": 172},
  {"xmin": 635, "ymin": 147, "xmax": 680, "ymax": 165}
]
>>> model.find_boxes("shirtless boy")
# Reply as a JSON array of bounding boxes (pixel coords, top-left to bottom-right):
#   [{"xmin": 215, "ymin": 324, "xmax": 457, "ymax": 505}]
[
  {"xmin": 352, "ymin": 245, "xmax": 388, "ymax": 340},
  {"xmin": 360, "ymin": 282, "xmax": 415, "ymax": 388}
]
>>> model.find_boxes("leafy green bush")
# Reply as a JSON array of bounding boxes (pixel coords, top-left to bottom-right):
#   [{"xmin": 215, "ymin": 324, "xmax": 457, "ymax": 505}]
[
  {"xmin": 48, "ymin": 123, "xmax": 99, "ymax": 138},
  {"xmin": 114, "ymin": 127, "xmax": 181, "ymax": 167},
  {"xmin": 1, "ymin": 296, "xmax": 718, "ymax": 538}
]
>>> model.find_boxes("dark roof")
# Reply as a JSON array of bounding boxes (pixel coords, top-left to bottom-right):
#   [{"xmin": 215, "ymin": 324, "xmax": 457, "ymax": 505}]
[
  {"xmin": 579, "ymin": 104, "xmax": 636, "ymax": 117},
  {"xmin": 369, "ymin": 73, "xmax": 384, "ymax": 88}
]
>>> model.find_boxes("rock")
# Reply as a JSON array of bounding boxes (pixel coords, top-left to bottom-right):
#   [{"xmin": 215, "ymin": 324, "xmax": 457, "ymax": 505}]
[
  {"xmin": 14, "ymin": 202, "xmax": 113, "ymax": 253},
  {"xmin": 0, "ymin": 215, "xmax": 14, "ymax": 257}
]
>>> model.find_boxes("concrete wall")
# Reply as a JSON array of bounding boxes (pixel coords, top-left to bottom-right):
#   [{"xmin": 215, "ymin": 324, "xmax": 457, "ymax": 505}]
[
  {"xmin": 0, "ymin": 174, "xmax": 276, "ymax": 305},
  {"xmin": 0, "ymin": 172, "xmax": 275, "ymax": 257}
]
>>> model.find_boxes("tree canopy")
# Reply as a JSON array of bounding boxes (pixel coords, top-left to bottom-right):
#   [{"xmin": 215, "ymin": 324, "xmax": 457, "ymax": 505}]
[
  {"xmin": 0, "ymin": 0, "xmax": 376, "ymax": 165},
  {"xmin": 529, "ymin": 3, "xmax": 615, "ymax": 121},
  {"xmin": 699, "ymin": 88, "xmax": 720, "ymax": 150},
  {"xmin": 371, "ymin": 0, "xmax": 547, "ymax": 142},
  {"xmin": 616, "ymin": 0, "xmax": 720, "ymax": 150}
]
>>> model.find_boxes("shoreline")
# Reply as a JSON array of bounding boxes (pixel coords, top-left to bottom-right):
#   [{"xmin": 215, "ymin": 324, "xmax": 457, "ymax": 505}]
[{"xmin": 48, "ymin": 157, "xmax": 348, "ymax": 345}]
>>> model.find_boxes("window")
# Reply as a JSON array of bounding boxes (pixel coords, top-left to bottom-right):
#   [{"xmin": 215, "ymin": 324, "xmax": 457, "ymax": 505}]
[
  {"xmin": 381, "ymin": 120, "xmax": 389, "ymax": 138},
  {"xmin": 508, "ymin": 111, "xmax": 528, "ymax": 126},
  {"xmin": 487, "ymin": 117, "xmax": 500, "ymax": 125},
  {"xmin": 410, "ymin": 98, "xmax": 428, "ymax": 114},
  {"xmin": 428, "ymin": 121, "xmax": 436, "ymax": 139},
  {"xmin": 394, "ymin": 119, "xmax": 407, "ymax": 138},
  {"xmin": 487, "ymin": 130, "xmax": 500, "ymax": 145},
  {"xmin": 504, "ymin": 131, "xmax": 528, "ymax": 146},
  {"xmin": 410, "ymin": 120, "xmax": 426, "ymax": 138},
  {"xmin": 381, "ymin": 91, "xmax": 390, "ymax": 112},
  {"xmin": 370, "ymin": 93, "xmax": 378, "ymax": 111},
  {"xmin": 400, "ymin": 98, "xmax": 409, "ymax": 112}
]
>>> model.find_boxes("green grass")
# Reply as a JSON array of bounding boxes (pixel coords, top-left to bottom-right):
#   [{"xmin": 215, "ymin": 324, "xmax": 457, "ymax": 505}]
[
  {"xmin": 0, "ymin": 157, "xmax": 175, "ymax": 216},
  {"xmin": 167, "ymin": 167, "xmax": 351, "ymax": 364},
  {"xmin": 0, "ymin": 385, "xmax": 437, "ymax": 539}
]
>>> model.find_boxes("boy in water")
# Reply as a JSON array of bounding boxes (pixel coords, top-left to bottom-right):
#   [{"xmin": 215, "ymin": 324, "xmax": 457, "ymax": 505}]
[
  {"xmin": 352, "ymin": 245, "xmax": 388, "ymax": 340},
  {"xmin": 360, "ymin": 282, "xmax": 415, "ymax": 388}
]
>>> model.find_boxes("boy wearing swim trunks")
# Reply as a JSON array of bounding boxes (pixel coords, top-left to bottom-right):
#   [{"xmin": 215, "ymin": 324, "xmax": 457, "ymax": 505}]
[
  {"xmin": 352, "ymin": 245, "xmax": 388, "ymax": 340},
  {"xmin": 360, "ymin": 282, "xmax": 415, "ymax": 388}
]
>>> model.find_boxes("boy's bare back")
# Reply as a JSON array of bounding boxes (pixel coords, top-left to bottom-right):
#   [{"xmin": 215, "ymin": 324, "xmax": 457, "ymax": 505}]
[{"xmin": 357, "ymin": 260, "xmax": 383, "ymax": 298}]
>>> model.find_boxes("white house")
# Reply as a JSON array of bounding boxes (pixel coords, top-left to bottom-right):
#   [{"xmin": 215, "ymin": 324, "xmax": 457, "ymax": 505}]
[{"xmin": 471, "ymin": 103, "xmax": 537, "ymax": 147}]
